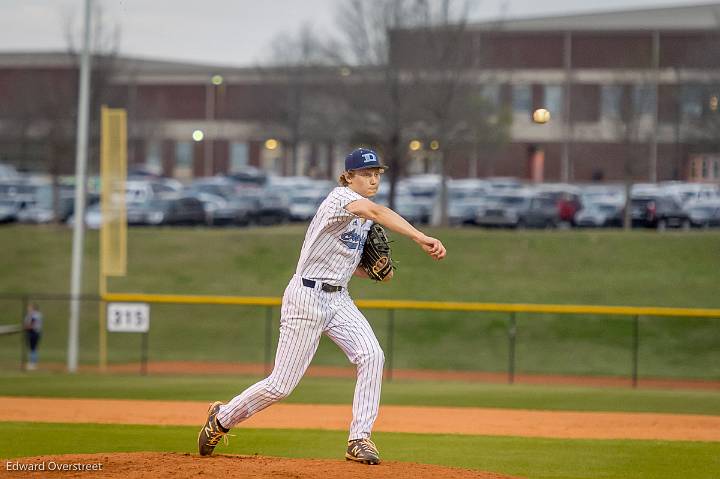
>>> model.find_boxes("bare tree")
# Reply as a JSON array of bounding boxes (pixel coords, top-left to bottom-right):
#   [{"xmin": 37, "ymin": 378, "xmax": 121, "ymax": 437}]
[
  {"xmin": 258, "ymin": 24, "xmax": 343, "ymax": 176},
  {"xmin": 17, "ymin": 1, "xmax": 123, "ymax": 223},
  {"xmin": 333, "ymin": 0, "xmax": 512, "ymax": 224},
  {"xmin": 332, "ymin": 0, "xmax": 439, "ymax": 209},
  {"xmin": 613, "ymin": 82, "xmax": 656, "ymax": 230}
]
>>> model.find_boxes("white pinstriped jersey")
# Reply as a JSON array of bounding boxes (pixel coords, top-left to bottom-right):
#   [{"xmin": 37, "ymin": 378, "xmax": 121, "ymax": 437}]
[
  {"xmin": 295, "ymin": 187, "xmax": 373, "ymax": 286},
  {"xmin": 216, "ymin": 185, "xmax": 385, "ymax": 442}
]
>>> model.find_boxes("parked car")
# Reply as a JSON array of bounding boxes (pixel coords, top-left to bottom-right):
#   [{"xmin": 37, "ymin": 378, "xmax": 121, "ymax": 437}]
[
  {"xmin": 66, "ymin": 203, "xmax": 104, "ymax": 230},
  {"xmin": 188, "ymin": 192, "xmax": 227, "ymax": 225},
  {"xmin": 660, "ymin": 181, "xmax": 719, "ymax": 206},
  {"xmin": 125, "ymin": 179, "xmax": 179, "ymax": 205},
  {"xmin": 0, "ymin": 179, "xmax": 43, "ymax": 205},
  {"xmin": 128, "ymin": 196, "xmax": 206, "ymax": 226},
  {"xmin": 574, "ymin": 202, "xmax": 623, "ymax": 227},
  {"xmin": 535, "ymin": 184, "xmax": 583, "ymax": 225},
  {"xmin": 248, "ymin": 188, "xmax": 290, "ymax": 225},
  {"xmin": 518, "ymin": 195, "xmax": 560, "ymax": 228},
  {"xmin": 226, "ymin": 166, "xmax": 268, "ymax": 188},
  {"xmin": 288, "ymin": 191, "xmax": 324, "ymax": 221},
  {"xmin": 0, "ymin": 164, "xmax": 20, "ymax": 181},
  {"xmin": 687, "ymin": 203, "xmax": 720, "ymax": 228},
  {"xmin": 579, "ymin": 183, "xmax": 625, "ymax": 206},
  {"xmin": 186, "ymin": 177, "xmax": 238, "ymax": 200},
  {"xmin": 486, "ymin": 177, "xmax": 524, "ymax": 192},
  {"xmin": 17, "ymin": 192, "xmax": 75, "ymax": 224},
  {"xmin": 216, "ymin": 196, "xmax": 257, "ymax": 226},
  {"xmin": 0, "ymin": 198, "xmax": 30, "ymax": 223},
  {"xmin": 404, "ymin": 174, "xmax": 441, "ymax": 199},
  {"xmin": 395, "ymin": 194, "xmax": 429, "ymax": 224},
  {"xmin": 630, "ymin": 195, "xmax": 690, "ymax": 230},
  {"xmin": 476, "ymin": 191, "xmax": 533, "ymax": 228},
  {"xmin": 372, "ymin": 185, "xmax": 429, "ymax": 224},
  {"xmin": 448, "ymin": 179, "xmax": 489, "ymax": 225}
]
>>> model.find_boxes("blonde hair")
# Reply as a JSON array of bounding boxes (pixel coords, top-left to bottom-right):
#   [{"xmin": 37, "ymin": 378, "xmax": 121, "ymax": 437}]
[{"xmin": 338, "ymin": 170, "xmax": 355, "ymax": 186}]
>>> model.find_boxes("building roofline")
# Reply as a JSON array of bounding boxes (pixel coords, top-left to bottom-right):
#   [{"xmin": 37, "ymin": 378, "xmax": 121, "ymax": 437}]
[{"xmin": 469, "ymin": 2, "xmax": 720, "ymax": 31}]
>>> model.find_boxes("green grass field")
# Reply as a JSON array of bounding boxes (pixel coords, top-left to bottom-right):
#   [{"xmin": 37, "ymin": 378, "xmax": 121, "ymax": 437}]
[
  {"xmin": 2, "ymin": 227, "xmax": 719, "ymax": 478},
  {"xmin": 2, "ymin": 372, "xmax": 720, "ymax": 414},
  {"xmin": 0, "ymin": 225, "xmax": 719, "ymax": 380},
  {"xmin": 1, "ymin": 373, "xmax": 719, "ymax": 479},
  {"xmin": 2, "ymin": 225, "xmax": 719, "ymax": 305}
]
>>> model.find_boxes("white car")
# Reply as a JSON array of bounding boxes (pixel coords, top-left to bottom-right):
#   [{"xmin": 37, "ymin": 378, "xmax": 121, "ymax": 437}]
[
  {"xmin": 476, "ymin": 190, "xmax": 534, "ymax": 227},
  {"xmin": 574, "ymin": 203, "xmax": 622, "ymax": 227},
  {"xmin": 66, "ymin": 203, "xmax": 103, "ymax": 229},
  {"xmin": 289, "ymin": 192, "xmax": 324, "ymax": 221}
]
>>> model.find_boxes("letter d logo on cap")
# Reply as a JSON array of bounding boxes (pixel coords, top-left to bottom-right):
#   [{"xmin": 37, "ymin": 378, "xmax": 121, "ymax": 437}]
[{"xmin": 362, "ymin": 152, "xmax": 377, "ymax": 163}]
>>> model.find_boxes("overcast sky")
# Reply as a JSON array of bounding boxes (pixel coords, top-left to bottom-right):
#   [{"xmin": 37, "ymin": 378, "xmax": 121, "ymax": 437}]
[{"xmin": 0, "ymin": 0, "xmax": 704, "ymax": 67}]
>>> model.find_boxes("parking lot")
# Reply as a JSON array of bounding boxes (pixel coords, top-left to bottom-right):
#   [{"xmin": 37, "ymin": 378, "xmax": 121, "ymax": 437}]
[{"xmin": 1, "ymin": 165, "xmax": 719, "ymax": 231}]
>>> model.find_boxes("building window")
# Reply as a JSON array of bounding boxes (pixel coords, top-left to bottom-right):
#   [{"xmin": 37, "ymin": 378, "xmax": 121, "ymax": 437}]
[
  {"xmin": 174, "ymin": 141, "xmax": 193, "ymax": 178},
  {"xmin": 543, "ymin": 85, "xmax": 563, "ymax": 118},
  {"xmin": 146, "ymin": 141, "xmax": 162, "ymax": 174},
  {"xmin": 688, "ymin": 154, "xmax": 720, "ymax": 181},
  {"xmin": 633, "ymin": 84, "xmax": 656, "ymax": 116},
  {"xmin": 230, "ymin": 142, "xmax": 248, "ymax": 172},
  {"xmin": 680, "ymin": 85, "xmax": 703, "ymax": 121},
  {"xmin": 512, "ymin": 85, "xmax": 531, "ymax": 116},
  {"xmin": 481, "ymin": 84, "xmax": 500, "ymax": 108},
  {"xmin": 176, "ymin": 142, "xmax": 192, "ymax": 168},
  {"xmin": 600, "ymin": 85, "xmax": 623, "ymax": 120}
]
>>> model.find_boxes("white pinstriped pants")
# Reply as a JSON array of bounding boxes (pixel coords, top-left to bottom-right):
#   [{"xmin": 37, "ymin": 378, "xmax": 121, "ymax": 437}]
[{"xmin": 217, "ymin": 275, "xmax": 385, "ymax": 440}]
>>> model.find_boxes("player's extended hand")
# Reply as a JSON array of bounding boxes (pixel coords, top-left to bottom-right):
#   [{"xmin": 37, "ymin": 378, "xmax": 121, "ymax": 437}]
[{"xmin": 416, "ymin": 235, "xmax": 446, "ymax": 260}]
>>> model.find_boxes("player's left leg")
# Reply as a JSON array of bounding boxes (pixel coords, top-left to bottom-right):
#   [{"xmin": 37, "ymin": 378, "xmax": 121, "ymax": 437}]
[{"xmin": 324, "ymin": 295, "xmax": 384, "ymax": 464}]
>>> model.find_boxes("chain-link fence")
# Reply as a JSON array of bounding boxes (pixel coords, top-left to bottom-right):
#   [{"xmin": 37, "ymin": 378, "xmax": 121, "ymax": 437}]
[{"xmin": 2, "ymin": 293, "xmax": 719, "ymax": 386}]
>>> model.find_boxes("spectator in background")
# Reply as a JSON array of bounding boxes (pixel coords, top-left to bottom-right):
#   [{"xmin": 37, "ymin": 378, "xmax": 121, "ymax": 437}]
[{"xmin": 23, "ymin": 303, "xmax": 43, "ymax": 371}]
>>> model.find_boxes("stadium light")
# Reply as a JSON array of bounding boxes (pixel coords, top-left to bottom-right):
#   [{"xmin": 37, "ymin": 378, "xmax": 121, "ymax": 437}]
[{"xmin": 265, "ymin": 138, "xmax": 279, "ymax": 150}]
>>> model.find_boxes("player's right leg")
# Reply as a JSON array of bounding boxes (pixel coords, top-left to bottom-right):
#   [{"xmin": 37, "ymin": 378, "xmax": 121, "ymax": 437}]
[
  {"xmin": 324, "ymin": 296, "xmax": 384, "ymax": 464},
  {"xmin": 199, "ymin": 276, "xmax": 328, "ymax": 455}
]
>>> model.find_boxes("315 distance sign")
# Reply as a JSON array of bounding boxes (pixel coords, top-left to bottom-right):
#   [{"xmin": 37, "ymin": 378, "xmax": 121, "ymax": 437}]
[{"xmin": 107, "ymin": 302, "xmax": 150, "ymax": 333}]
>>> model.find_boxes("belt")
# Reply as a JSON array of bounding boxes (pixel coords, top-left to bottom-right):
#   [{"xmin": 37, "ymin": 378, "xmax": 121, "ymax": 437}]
[{"xmin": 302, "ymin": 278, "xmax": 343, "ymax": 293}]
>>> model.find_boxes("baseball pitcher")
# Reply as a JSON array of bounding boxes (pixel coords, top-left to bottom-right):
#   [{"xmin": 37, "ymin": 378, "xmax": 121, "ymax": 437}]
[{"xmin": 198, "ymin": 147, "xmax": 446, "ymax": 464}]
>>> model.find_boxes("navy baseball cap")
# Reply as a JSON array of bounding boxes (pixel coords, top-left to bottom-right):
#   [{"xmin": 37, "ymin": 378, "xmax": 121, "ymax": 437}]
[{"xmin": 345, "ymin": 148, "xmax": 389, "ymax": 172}]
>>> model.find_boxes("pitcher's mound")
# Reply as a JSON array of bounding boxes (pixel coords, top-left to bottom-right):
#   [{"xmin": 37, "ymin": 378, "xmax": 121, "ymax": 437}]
[{"xmin": 6, "ymin": 452, "xmax": 522, "ymax": 478}]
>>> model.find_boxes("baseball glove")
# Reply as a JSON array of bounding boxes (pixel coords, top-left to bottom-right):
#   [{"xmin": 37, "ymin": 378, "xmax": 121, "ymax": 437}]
[{"xmin": 360, "ymin": 223, "xmax": 394, "ymax": 281}]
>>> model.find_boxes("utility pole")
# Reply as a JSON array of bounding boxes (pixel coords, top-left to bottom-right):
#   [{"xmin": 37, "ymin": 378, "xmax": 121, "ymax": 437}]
[{"xmin": 68, "ymin": 0, "xmax": 92, "ymax": 373}]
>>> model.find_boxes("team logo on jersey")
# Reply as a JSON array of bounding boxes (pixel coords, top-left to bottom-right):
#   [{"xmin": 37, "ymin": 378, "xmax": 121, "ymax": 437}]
[
  {"xmin": 340, "ymin": 230, "xmax": 362, "ymax": 249},
  {"xmin": 362, "ymin": 152, "xmax": 377, "ymax": 163}
]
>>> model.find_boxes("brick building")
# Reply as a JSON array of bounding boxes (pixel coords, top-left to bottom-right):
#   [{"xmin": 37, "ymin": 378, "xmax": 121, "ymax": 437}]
[
  {"xmin": 1, "ymin": 3, "xmax": 719, "ymax": 183},
  {"xmin": 392, "ymin": 2, "xmax": 720, "ymax": 182}
]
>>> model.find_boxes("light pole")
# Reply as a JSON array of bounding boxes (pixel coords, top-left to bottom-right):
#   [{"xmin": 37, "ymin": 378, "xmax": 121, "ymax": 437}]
[
  {"xmin": 68, "ymin": 0, "xmax": 92, "ymax": 373},
  {"xmin": 204, "ymin": 74, "xmax": 223, "ymax": 176}
]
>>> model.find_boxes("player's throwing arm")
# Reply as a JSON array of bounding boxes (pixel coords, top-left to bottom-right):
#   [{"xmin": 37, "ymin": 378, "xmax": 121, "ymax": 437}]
[{"xmin": 346, "ymin": 200, "xmax": 447, "ymax": 261}]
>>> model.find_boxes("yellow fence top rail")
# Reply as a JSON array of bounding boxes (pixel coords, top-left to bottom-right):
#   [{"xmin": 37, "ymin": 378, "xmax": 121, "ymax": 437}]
[{"xmin": 102, "ymin": 292, "xmax": 720, "ymax": 319}]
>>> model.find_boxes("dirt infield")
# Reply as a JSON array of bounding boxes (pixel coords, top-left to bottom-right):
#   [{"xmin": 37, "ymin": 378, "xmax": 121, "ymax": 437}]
[
  {"xmin": 3, "ymin": 396, "xmax": 720, "ymax": 441},
  {"xmin": 42, "ymin": 360, "xmax": 720, "ymax": 391},
  {"xmin": 3, "ymin": 452, "xmax": 522, "ymax": 479}
]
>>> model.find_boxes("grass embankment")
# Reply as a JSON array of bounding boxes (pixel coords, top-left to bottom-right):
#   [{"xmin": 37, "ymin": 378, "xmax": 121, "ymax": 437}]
[{"xmin": 0, "ymin": 226, "xmax": 718, "ymax": 379}]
